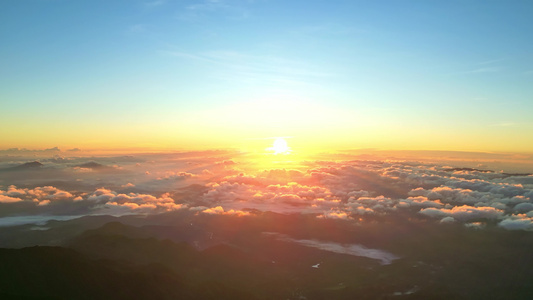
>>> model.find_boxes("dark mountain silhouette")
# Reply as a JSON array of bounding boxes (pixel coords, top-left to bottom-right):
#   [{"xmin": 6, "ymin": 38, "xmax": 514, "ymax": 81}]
[
  {"xmin": 68, "ymin": 222, "xmax": 200, "ymax": 271},
  {"xmin": 0, "ymin": 246, "xmax": 193, "ymax": 300},
  {"xmin": 4, "ymin": 217, "xmax": 533, "ymax": 299},
  {"xmin": 3, "ymin": 161, "xmax": 43, "ymax": 171},
  {"xmin": 0, "ymin": 245, "xmax": 255, "ymax": 300},
  {"xmin": 0, "ymin": 215, "xmax": 120, "ymax": 248}
]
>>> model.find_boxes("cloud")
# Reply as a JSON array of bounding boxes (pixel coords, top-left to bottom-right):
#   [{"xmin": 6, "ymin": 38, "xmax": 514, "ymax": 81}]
[
  {"xmin": 0, "ymin": 184, "xmax": 187, "ymax": 217},
  {"xmin": 0, "ymin": 194, "xmax": 23, "ymax": 203},
  {"xmin": 465, "ymin": 222, "xmax": 486, "ymax": 229},
  {"xmin": 156, "ymin": 171, "xmax": 195, "ymax": 180},
  {"xmin": 201, "ymin": 179, "xmax": 343, "ymax": 214},
  {"xmin": 216, "ymin": 160, "xmax": 236, "ymax": 166},
  {"xmin": 178, "ymin": 0, "xmax": 250, "ymax": 21},
  {"xmin": 221, "ymin": 173, "xmax": 262, "ymax": 186},
  {"xmin": 201, "ymin": 205, "xmax": 250, "ymax": 216},
  {"xmin": 409, "ymin": 186, "xmax": 493, "ymax": 205},
  {"xmin": 27, "ymin": 186, "xmax": 73, "ymax": 200},
  {"xmin": 0, "ymin": 147, "xmax": 61, "ymax": 154},
  {"xmin": 166, "ymin": 50, "xmax": 332, "ymax": 86},
  {"xmin": 420, "ymin": 205, "xmax": 504, "ymax": 221},
  {"xmin": 399, "ymin": 196, "xmax": 444, "ymax": 208},
  {"xmin": 499, "ymin": 214, "xmax": 533, "ymax": 230},
  {"xmin": 202, "ymin": 205, "xmax": 225, "ymax": 214},
  {"xmin": 5, "ymin": 185, "xmax": 27, "ymax": 197},
  {"xmin": 38, "ymin": 200, "xmax": 51, "ymax": 206},
  {"xmin": 1, "ymin": 150, "xmax": 533, "ymax": 231},
  {"xmin": 465, "ymin": 67, "xmax": 499, "ymax": 74},
  {"xmin": 266, "ymin": 233, "xmax": 399, "ymax": 265},
  {"xmin": 348, "ymin": 195, "xmax": 395, "ymax": 211},
  {"xmin": 87, "ymin": 189, "xmax": 184, "ymax": 214},
  {"xmin": 317, "ymin": 210, "xmax": 350, "ymax": 220},
  {"xmin": 440, "ymin": 216, "xmax": 456, "ymax": 223},
  {"xmin": 513, "ymin": 202, "xmax": 533, "ymax": 213},
  {"xmin": 1, "ymin": 185, "xmax": 74, "ymax": 203}
]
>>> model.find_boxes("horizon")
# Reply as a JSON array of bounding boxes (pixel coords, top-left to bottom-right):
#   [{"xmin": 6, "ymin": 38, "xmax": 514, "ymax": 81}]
[{"xmin": 3, "ymin": 144, "xmax": 533, "ymax": 175}]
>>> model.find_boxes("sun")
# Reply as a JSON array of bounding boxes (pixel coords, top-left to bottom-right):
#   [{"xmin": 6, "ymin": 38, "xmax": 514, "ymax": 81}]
[{"xmin": 268, "ymin": 138, "xmax": 291, "ymax": 155}]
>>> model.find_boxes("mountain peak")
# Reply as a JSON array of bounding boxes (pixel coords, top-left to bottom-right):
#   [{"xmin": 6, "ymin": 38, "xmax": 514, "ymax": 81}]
[{"xmin": 8, "ymin": 161, "xmax": 43, "ymax": 170}]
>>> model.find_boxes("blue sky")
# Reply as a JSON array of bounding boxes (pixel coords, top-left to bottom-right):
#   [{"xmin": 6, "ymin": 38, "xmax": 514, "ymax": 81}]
[{"xmin": 1, "ymin": 0, "xmax": 533, "ymax": 151}]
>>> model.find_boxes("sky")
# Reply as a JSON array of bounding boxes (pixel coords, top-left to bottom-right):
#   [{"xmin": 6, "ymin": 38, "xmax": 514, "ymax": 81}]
[{"xmin": 1, "ymin": 0, "xmax": 533, "ymax": 153}]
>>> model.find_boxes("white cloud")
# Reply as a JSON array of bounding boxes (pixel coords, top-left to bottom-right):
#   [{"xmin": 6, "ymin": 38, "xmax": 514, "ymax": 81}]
[
  {"xmin": 1, "ymin": 151, "xmax": 533, "ymax": 230},
  {"xmin": 440, "ymin": 216, "xmax": 456, "ymax": 223},
  {"xmin": 267, "ymin": 233, "xmax": 399, "ymax": 265},
  {"xmin": 420, "ymin": 205, "xmax": 504, "ymax": 221},
  {"xmin": 499, "ymin": 215, "xmax": 533, "ymax": 230}
]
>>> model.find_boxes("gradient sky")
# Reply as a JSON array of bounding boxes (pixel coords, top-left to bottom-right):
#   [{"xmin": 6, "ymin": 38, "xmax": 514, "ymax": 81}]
[{"xmin": 1, "ymin": 0, "xmax": 533, "ymax": 152}]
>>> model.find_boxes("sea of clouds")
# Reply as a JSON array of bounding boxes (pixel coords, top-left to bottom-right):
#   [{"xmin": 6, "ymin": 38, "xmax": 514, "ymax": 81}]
[{"xmin": 1, "ymin": 149, "xmax": 533, "ymax": 230}]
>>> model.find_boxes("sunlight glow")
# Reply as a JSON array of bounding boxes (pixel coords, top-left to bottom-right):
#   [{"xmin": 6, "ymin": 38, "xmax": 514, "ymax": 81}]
[{"xmin": 268, "ymin": 138, "xmax": 291, "ymax": 155}]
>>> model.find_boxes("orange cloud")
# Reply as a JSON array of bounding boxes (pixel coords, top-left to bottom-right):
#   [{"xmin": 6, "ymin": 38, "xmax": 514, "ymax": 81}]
[
  {"xmin": 0, "ymin": 194, "xmax": 23, "ymax": 203},
  {"xmin": 201, "ymin": 206, "xmax": 250, "ymax": 216}
]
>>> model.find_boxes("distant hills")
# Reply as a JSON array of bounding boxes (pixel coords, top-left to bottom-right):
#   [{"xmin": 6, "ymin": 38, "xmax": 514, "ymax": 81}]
[
  {"xmin": 2, "ymin": 161, "xmax": 43, "ymax": 171},
  {"xmin": 0, "ymin": 246, "xmax": 248, "ymax": 300},
  {"xmin": 0, "ymin": 160, "xmax": 114, "ymax": 172},
  {"xmin": 2, "ymin": 214, "xmax": 533, "ymax": 299}
]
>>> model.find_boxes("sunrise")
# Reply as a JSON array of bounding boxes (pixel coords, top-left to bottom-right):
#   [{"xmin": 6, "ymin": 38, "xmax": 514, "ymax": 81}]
[{"xmin": 1, "ymin": 1, "xmax": 533, "ymax": 299}]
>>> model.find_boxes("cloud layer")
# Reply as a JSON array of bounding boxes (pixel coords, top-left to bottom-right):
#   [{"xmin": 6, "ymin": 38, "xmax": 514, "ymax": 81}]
[{"xmin": 1, "ymin": 150, "xmax": 533, "ymax": 230}]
